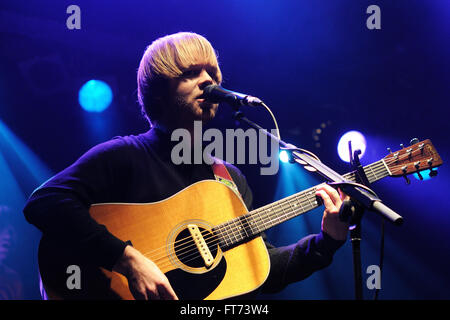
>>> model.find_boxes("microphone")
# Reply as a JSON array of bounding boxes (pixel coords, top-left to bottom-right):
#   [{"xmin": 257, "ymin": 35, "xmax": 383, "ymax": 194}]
[{"xmin": 202, "ymin": 85, "xmax": 264, "ymax": 107}]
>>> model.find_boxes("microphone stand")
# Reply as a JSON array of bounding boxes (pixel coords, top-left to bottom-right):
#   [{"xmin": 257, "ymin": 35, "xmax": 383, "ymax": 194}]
[
  {"xmin": 232, "ymin": 110, "xmax": 403, "ymax": 300},
  {"xmin": 343, "ymin": 142, "xmax": 370, "ymax": 300}
]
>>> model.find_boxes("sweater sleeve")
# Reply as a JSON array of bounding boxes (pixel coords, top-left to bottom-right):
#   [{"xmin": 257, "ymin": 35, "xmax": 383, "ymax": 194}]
[
  {"xmin": 260, "ymin": 231, "xmax": 345, "ymax": 293},
  {"xmin": 225, "ymin": 163, "xmax": 346, "ymax": 294},
  {"xmin": 23, "ymin": 139, "xmax": 129, "ymax": 271}
]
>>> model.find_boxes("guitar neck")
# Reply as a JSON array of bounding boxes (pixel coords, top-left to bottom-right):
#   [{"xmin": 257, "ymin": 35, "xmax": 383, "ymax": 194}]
[{"xmin": 214, "ymin": 159, "xmax": 391, "ymax": 250}]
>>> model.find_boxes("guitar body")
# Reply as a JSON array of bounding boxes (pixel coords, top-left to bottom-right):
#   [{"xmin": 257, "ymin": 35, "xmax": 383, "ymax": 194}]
[{"xmin": 38, "ymin": 180, "xmax": 271, "ymax": 300}]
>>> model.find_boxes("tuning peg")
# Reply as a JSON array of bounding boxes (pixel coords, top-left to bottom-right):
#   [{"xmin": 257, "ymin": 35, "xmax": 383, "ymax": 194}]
[
  {"xmin": 410, "ymin": 138, "xmax": 419, "ymax": 146},
  {"xmin": 429, "ymin": 169, "xmax": 438, "ymax": 178},
  {"xmin": 403, "ymin": 175, "xmax": 411, "ymax": 185},
  {"xmin": 416, "ymin": 171, "xmax": 424, "ymax": 180},
  {"xmin": 387, "ymin": 147, "xmax": 392, "ymax": 154},
  {"xmin": 400, "ymin": 143, "xmax": 404, "ymax": 149}
]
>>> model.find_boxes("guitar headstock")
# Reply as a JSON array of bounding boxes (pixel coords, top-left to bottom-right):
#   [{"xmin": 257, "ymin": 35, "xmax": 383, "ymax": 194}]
[{"xmin": 384, "ymin": 139, "xmax": 443, "ymax": 180}]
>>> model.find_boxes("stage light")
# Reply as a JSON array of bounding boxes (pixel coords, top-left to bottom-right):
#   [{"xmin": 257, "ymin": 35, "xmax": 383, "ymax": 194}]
[
  {"xmin": 279, "ymin": 150, "xmax": 290, "ymax": 163},
  {"xmin": 78, "ymin": 80, "xmax": 113, "ymax": 112},
  {"xmin": 337, "ymin": 131, "xmax": 367, "ymax": 163}
]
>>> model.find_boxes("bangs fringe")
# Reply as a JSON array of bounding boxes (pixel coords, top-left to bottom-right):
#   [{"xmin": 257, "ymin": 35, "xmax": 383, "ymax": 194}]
[{"xmin": 142, "ymin": 32, "xmax": 222, "ymax": 82}]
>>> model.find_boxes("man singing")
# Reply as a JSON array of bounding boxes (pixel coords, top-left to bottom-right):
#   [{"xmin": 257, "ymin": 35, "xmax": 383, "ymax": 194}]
[{"xmin": 24, "ymin": 32, "xmax": 349, "ymax": 300}]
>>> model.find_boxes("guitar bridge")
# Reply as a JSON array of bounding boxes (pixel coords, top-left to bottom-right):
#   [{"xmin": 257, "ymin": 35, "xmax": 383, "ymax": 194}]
[{"xmin": 187, "ymin": 224, "xmax": 214, "ymax": 268}]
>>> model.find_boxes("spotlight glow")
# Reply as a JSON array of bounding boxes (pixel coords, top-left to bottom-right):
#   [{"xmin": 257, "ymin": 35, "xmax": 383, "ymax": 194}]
[
  {"xmin": 78, "ymin": 80, "xmax": 113, "ymax": 112},
  {"xmin": 337, "ymin": 131, "xmax": 367, "ymax": 163},
  {"xmin": 279, "ymin": 150, "xmax": 290, "ymax": 163}
]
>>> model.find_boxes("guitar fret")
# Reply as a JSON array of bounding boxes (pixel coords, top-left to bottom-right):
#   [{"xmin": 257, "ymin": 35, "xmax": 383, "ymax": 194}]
[
  {"xmin": 221, "ymin": 223, "xmax": 228, "ymax": 247},
  {"xmin": 278, "ymin": 202, "xmax": 290, "ymax": 222},
  {"xmin": 343, "ymin": 171, "xmax": 355, "ymax": 182},
  {"xmin": 306, "ymin": 190, "xmax": 316, "ymax": 210},
  {"xmin": 264, "ymin": 206, "xmax": 274, "ymax": 227},
  {"xmin": 286, "ymin": 198, "xmax": 296, "ymax": 216},
  {"xmin": 215, "ymin": 225, "xmax": 229, "ymax": 248},
  {"xmin": 239, "ymin": 216, "xmax": 250, "ymax": 238},
  {"xmin": 285, "ymin": 200, "xmax": 294, "ymax": 220},
  {"xmin": 368, "ymin": 164, "xmax": 378, "ymax": 181},
  {"xmin": 369, "ymin": 164, "xmax": 382, "ymax": 183},
  {"xmin": 231, "ymin": 220, "xmax": 240, "ymax": 243},
  {"xmin": 250, "ymin": 213, "xmax": 259, "ymax": 234},
  {"xmin": 289, "ymin": 196, "xmax": 302, "ymax": 214},
  {"xmin": 226, "ymin": 222, "xmax": 235, "ymax": 245},
  {"xmin": 241, "ymin": 215, "xmax": 252, "ymax": 236},
  {"xmin": 236, "ymin": 217, "xmax": 248, "ymax": 240},
  {"xmin": 295, "ymin": 193, "xmax": 307, "ymax": 211},
  {"xmin": 280, "ymin": 201, "xmax": 294, "ymax": 221},
  {"xmin": 370, "ymin": 162, "xmax": 388, "ymax": 182},
  {"xmin": 266, "ymin": 206, "xmax": 276, "ymax": 228},
  {"xmin": 275, "ymin": 197, "xmax": 293, "ymax": 224},
  {"xmin": 254, "ymin": 209, "xmax": 266, "ymax": 233},
  {"xmin": 342, "ymin": 161, "xmax": 388, "ymax": 185},
  {"xmin": 264, "ymin": 207, "xmax": 274, "ymax": 228},
  {"xmin": 274, "ymin": 203, "xmax": 284, "ymax": 225}
]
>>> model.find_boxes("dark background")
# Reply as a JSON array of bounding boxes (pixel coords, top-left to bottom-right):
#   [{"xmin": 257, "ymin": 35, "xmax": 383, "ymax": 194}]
[{"xmin": 0, "ymin": 0, "xmax": 448, "ymax": 299}]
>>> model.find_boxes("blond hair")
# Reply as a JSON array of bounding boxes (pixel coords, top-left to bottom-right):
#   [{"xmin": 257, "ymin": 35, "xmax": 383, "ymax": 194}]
[{"xmin": 137, "ymin": 32, "xmax": 222, "ymax": 124}]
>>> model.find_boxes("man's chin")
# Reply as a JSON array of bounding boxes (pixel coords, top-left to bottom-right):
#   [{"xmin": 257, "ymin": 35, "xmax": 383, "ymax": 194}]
[{"xmin": 198, "ymin": 103, "xmax": 218, "ymax": 121}]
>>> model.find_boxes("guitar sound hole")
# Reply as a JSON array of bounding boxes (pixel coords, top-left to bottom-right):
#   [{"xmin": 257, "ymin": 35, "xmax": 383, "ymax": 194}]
[{"xmin": 174, "ymin": 227, "xmax": 218, "ymax": 268}]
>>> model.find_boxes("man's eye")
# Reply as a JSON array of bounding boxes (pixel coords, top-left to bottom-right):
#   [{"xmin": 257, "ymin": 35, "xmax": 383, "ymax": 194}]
[{"xmin": 182, "ymin": 69, "xmax": 199, "ymax": 77}]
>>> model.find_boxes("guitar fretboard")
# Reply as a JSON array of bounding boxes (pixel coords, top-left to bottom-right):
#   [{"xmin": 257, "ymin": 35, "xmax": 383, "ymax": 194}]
[{"xmin": 213, "ymin": 159, "xmax": 390, "ymax": 251}]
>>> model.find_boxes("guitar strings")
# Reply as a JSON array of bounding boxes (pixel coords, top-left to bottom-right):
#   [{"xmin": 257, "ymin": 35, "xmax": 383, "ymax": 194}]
[
  {"xmin": 146, "ymin": 182, "xmax": 323, "ymax": 265},
  {"xmin": 152, "ymin": 160, "xmax": 393, "ymax": 270},
  {"xmin": 146, "ymin": 184, "xmax": 320, "ymax": 265},
  {"xmin": 147, "ymin": 161, "xmax": 393, "ymax": 267},
  {"xmin": 152, "ymin": 165, "xmax": 413, "ymax": 270},
  {"xmin": 141, "ymin": 159, "xmax": 390, "ymax": 261},
  {"xmin": 146, "ymin": 161, "xmax": 390, "ymax": 267},
  {"xmin": 143, "ymin": 159, "xmax": 393, "ymax": 265},
  {"xmin": 141, "ymin": 149, "xmax": 431, "ymax": 269},
  {"xmin": 150, "ymin": 160, "xmax": 398, "ymax": 269}
]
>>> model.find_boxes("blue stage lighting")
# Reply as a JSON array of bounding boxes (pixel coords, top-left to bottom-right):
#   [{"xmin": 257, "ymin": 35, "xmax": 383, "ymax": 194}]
[
  {"xmin": 337, "ymin": 131, "xmax": 367, "ymax": 163},
  {"xmin": 413, "ymin": 168, "xmax": 437, "ymax": 181},
  {"xmin": 279, "ymin": 150, "xmax": 290, "ymax": 163},
  {"xmin": 78, "ymin": 80, "xmax": 113, "ymax": 112}
]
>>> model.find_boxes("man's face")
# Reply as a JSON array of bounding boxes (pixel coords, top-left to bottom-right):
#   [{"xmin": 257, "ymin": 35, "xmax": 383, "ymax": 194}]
[{"xmin": 167, "ymin": 63, "xmax": 220, "ymax": 125}]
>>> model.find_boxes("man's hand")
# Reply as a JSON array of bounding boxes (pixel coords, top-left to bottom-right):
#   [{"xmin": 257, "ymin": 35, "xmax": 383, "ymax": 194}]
[
  {"xmin": 113, "ymin": 245, "xmax": 178, "ymax": 300},
  {"xmin": 315, "ymin": 184, "xmax": 350, "ymax": 241}
]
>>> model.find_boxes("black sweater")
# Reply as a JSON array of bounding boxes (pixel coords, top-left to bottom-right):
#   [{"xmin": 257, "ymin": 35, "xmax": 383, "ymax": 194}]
[{"xmin": 23, "ymin": 127, "xmax": 345, "ymax": 295}]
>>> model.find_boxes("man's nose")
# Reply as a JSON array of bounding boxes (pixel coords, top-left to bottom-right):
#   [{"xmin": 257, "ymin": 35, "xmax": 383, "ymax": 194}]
[{"xmin": 198, "ymin": 69, "xmax": 214, "ymax": 89}]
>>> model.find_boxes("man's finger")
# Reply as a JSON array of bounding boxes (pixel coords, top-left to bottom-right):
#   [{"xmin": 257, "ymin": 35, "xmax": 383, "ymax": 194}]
[
  {"xmin": 316, "ymin": 189, "xmax": 336, "ymax": 212},
  {"xmin": 338, "ymin": 188, "xmax": 349, "ymax": 201},
  {"xmin": 130, "ymin": 286, "xmax": 147, "ymax": 300},
  {"xmin": 147, "ymin": 285, "xmax": 161, "ymax": 300},
  {"xmin": 159, "ymin": 283, "xmax": 179, "ymax": 300},
  {"xmin": 316, "ymin": 185, "xmax": 341, "ymax": 207}
]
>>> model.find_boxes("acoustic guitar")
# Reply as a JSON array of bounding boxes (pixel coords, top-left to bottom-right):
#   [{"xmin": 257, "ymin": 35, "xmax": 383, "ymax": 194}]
[{"xmin": 38, "ymin": 139, "xmax": 442, "ymax": 299}]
